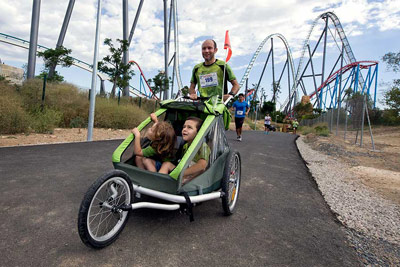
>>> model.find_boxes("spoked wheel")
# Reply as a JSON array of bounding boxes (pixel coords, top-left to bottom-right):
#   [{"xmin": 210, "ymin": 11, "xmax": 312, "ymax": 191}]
[
  {"xmin": 78, "ymin": 170, "xmax": 133, "ymax": 249},
  {"xmin": 221, "ymin": 150, "xmax": 241, "ymax": 216}
]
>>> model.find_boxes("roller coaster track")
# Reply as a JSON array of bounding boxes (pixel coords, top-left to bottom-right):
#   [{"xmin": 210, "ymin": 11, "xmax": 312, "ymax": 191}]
[
  {"xmin": 0, "ymin": 32, "xmax": 150, "ymax": 98},
  {"xmin": 238, "ymin": 33, "xmax": 296, "ymax": 94},
  {"xmin": 282, "ymin": 11, "xmax": 362, "ymax": 112},
  {"xmin": 309, "ymin": 61, "xmax": 378, "ymax": 99}
]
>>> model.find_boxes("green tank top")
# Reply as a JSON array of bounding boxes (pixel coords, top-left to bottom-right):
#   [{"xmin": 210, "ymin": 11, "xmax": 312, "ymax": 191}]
[{"xmin": 190, "ymin": 59, "xmax": 236, "ymax": 97}]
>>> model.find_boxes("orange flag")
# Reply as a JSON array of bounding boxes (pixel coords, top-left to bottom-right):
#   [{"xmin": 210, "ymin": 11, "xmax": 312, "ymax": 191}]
[{"xmin": 224, "ymin": 30, "xmax": 232, "ymax": 63}]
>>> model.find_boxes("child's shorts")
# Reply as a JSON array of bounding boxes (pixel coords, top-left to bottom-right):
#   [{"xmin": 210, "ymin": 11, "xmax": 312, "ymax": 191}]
[{"xmin": 155, "ymin": 160, "xmax": 162, "ymax": 171}]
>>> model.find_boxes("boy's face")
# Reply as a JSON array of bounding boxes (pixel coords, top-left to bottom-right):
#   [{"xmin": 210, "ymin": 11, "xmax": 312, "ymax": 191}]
[{"xmin": 182, "ymin": 120, "xmax": 198, "ymax": 142}]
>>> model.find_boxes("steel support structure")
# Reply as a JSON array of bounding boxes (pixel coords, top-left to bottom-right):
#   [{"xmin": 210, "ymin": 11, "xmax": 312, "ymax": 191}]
[
  {"xmin": 27, "ymin": 0, "xmax": 41, "ymax": 79},
  {"xmin": 122, "ymin": 0, "xmax": 129, "ymax": 96},
  {"xmin": 48, "ymin": 0, "xmax": 75, "ymax": 80}
]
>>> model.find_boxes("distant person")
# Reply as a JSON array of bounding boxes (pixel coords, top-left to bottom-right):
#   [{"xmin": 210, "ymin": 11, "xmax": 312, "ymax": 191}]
[
  {"xmin": 132, "ymin": 113, "xmax": 176, "ymax": 174},
  {"xmin": 189, "ymin": 39, "xmax": 239, "ymax": 101},
  {"xmin": 264, "ymin": 113, "xmax": 272, "ymax": 134},
  {"xmin": 231, "ymin": 93, "xmax": 250, "ymax": 141},
  {"xmin": 292, "ymin": 118, "xmax": 299, "ymax": 134}
]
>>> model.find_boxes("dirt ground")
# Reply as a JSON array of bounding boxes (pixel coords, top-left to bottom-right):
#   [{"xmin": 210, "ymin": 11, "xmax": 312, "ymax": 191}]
[
  {"xmin": 303, "ymin": 126, "xmax": 400, "ymax": 205},
  {"xmin": 0, "ymin": 128, "xmax": 133, "ymax": 147},
  {"xmin": 1, "ymin": 124, "xmax": 399, "ymax": 206}
]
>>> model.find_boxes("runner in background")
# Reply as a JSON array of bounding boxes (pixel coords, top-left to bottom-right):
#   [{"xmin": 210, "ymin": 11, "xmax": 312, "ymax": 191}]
[
  {"xmin": 264, "ymin": 113, "xmax": 272, "ymax": 134},
  {"xmin": 231, "ymin": 93, "xmax": 249, "ymax": 141}
]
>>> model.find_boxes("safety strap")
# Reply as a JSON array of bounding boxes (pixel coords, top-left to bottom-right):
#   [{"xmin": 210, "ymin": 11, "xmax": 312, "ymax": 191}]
[{"xmin": 182, "ymin": 192, "xmax": 194, "ymax": 222}]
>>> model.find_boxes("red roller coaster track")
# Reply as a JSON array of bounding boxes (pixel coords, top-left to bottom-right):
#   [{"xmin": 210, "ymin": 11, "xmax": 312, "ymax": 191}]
[
  {"xmin": 129, "ymin": 60, "xmax": 158, "ymax": 100},
  {"xmin": 309, "ymin": 61, "xmax": 378, "ymax": 99}
]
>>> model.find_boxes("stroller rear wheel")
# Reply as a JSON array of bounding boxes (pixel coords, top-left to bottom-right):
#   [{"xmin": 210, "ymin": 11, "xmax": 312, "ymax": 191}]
[{"xmin": 221, "ymin": 150, "xmax": 241, "ymax": 216}]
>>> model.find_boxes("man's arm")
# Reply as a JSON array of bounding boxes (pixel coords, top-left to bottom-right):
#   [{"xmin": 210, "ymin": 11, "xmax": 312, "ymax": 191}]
[
  {"xmin": 189, "ymin": 82, "xmax": 197, "ymax": 99},
  {"xmin": 223, "ymin": 79, "xmax": 240, "ymax": 101},
  {"xmin": 229, "ymin": 79, "xmax": 240, "ymax": 95}
]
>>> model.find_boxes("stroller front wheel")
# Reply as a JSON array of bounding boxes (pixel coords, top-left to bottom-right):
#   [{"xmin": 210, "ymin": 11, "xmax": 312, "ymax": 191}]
[{"xmin": 77, "ymin": 170, "xmax": 133, "ymax": 249}]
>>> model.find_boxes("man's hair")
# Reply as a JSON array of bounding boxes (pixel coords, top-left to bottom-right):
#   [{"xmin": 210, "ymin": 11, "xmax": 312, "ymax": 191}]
[
  {"xmin": 203, "ymin": 39, "xmax": 217, "ymax": 49},
  {"xmin": 186, "ymin": 117, "xmax": 203, "ymax": 131},
  {"xmin": 238, "ymin": 93, "xmax": 244, "ymax": 97},
  {"xmin": 212, "ymin": 40, "xmax": 217, "ymax": 49}
]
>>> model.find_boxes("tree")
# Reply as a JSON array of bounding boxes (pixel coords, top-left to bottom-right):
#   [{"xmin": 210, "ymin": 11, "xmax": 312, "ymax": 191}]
[
  {"xmin": 37, "ymin": 46, "xmax": 73, "ymax": 82},
  {"xmin": 382, "ymin": 51, "xmax": 400, "ymax": 72},
  {"xmin": 148, "ymin": 71, "xmax": 170, "ymax": 97},
  {"xmin": 98, "ymin": 38, "xmax": 134, "ymax": 98},
  {"xmin": 293, "ymin": 102, "xmax": 313, "ymax": 120},
  {"xmin": 261, "ymin": 101, "xmax": 275, "ymax": 114},
  {"xmin": 384, "ymin": 80, "xmax": 400, "ymax": 113},
  {"xmin": 382, "ymin": 51, "xmax": 400, "ymax": 120}
]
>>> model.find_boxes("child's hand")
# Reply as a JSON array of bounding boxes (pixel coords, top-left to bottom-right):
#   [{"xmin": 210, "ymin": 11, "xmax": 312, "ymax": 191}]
[
  {"xmin": 150, "ymin": 113, "xmax": 158, "ymax": 123},
  {"xmin": 132, "ymin": 128, "xmax": 140, "ymax": 137}
]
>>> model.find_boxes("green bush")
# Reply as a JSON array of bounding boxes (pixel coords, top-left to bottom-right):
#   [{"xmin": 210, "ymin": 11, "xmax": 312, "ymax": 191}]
[
  {"xmin": 299, "ymin": 126, "xmax": 314, "ymax": 135},
  {"xmin": 0, "ymin": 79, "xmax": 155, "ymax": 134},
  {"xmin": 95, "ymin": 97, "xmax": 148, "ymax": 129},
  {"xmin": 131, "ymin": 97, "xmax": 159, "ymax": 113},
  {"xmin": 44, "ymin": 82, "xmax": 89, "ymax": 127},
  {"xmin": 317, "ymin": 128, "xmax": 330, "ymax": 137},
  {"xmin": 0, "ymin": 96, "xmax": 31, "ymax": 134},
  {"xmin": 31, "ymin": 109, "xmax": 62, "ymax": 133}
]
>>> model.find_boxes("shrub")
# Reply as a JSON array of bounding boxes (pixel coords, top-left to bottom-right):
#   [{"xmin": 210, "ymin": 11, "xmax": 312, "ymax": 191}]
[
  {"xmin": 299, "ymin": 126, "xmax": 314, "ymax": 135},
  {"xmin": 131, "ymin": 97, "xmax": 159, "ymax": 113},
  {"xmin": 44, "ymin": 82, "xmax": 89, "ymax": 127},
  {"xmin": 94, "ymin": 97, "xmax": 148, "ymax": 129},
  {"xmin": 30, "ymin": 109, "xmax": 62, "ymax": 133},
  {"xmin": 19, "ymin": 79, "xmax": 44, "ymax": 113},
  {"xmin": 317, "ymin": 128, "xmax": 330, "ymax": 137},
  {"xmin": 0, "ymin": 96, "xmax": 31, "ymax": 134}
]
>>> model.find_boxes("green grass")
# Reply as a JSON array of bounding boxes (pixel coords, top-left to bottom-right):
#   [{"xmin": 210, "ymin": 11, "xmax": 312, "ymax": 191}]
[{"xmin": 0, "ymin": 79, "xmax": 149, "ymax": 134}]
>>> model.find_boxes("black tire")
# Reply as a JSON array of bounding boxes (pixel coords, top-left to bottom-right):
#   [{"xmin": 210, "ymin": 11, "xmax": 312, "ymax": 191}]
[
  {"xmin": 78, "ymin": 170, "xmax": 133, "ymax": 249},
  {"xmin": 221, "ymin": 150, "xmax": 241, "ymax": 216}
]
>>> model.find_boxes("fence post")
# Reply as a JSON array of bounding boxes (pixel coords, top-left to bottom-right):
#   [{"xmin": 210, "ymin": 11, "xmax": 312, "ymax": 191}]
[
  {"xmin": 360, "ymin": 94, "xmax": 366, "ymax": 147},
  {"xmin": 40, "ymin": 73, "xmax": 47, "ymax": 111},
  {"xmin": 329, "ymin": 109, "xmax": 334, "ymax": 133},
  {"xmin": 344, "ymin": 102, "xmax": 348, "ymax": 140},
  {"xmin": 364, "ymin": 100, "xmax": 376, "ymax": 150}
]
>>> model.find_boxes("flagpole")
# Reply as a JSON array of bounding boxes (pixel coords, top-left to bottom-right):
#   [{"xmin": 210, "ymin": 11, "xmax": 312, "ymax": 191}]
[{"xmin": 222, "ymin": 48, "xmax": 228, "ymax": 100}]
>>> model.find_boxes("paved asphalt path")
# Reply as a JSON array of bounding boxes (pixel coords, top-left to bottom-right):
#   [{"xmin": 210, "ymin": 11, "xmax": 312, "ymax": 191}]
[{"xmin": 0, "ymin": 131, "xmax": 360, "ymax": 266}]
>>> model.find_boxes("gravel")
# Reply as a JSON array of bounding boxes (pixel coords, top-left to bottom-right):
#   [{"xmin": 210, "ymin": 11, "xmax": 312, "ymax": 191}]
[{"xmin": 296, "ymin": 136, "xmax": 400, "ymax": 265}]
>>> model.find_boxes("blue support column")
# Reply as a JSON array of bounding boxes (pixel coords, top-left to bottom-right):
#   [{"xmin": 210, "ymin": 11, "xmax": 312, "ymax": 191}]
[
  {"xmin": 374, "ymin": 64, "xmax": 378, "ymax": 108},
  {"xmin": 354, "ymin": 64, "xmax": 360, "ymax": 93},
  {"xmin": 363, "ymin": 67, "xmax": 371, "ymax": 95}
]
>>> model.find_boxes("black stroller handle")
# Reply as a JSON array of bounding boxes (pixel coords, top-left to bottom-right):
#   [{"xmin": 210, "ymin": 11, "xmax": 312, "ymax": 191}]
[{"xmin": 182, "ymin": 96, "xmax": 211, "ymax": 101}]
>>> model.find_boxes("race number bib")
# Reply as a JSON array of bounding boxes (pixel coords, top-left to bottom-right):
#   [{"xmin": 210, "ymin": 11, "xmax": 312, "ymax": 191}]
[
  {"xmin": 199, "ymin": 72, "xmax": 218, "ymax": 88},
  {"xmin": 237, "ymin": 110, "xmax": 244, "ymax": 115}
]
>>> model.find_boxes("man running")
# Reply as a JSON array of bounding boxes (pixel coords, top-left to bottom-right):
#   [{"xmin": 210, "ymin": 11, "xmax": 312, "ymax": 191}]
[
  {"xmin": 231, "ymin": 93, "xmax": 249, "ymax": 141},
  {"xmin": 189, "ymin": 39, "xmax": 239, "ymax": 100}
]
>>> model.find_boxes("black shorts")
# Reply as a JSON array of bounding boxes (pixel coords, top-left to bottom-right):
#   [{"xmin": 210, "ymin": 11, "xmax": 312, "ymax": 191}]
[
  {"xmin": 235, "ymin": 117, "xmax": 245, "ymax": 129},
  {"xmin": 265, "ymin": 124, "xmax": 272, "ymax": 130}
]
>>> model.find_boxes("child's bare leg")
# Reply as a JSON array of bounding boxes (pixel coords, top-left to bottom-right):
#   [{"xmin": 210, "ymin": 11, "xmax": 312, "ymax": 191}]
[
  {"xmin": 135, "ymin": 156, "xmax": 145, "ymax": 169},
  {"xmin": 143, "ymin": 158, "xmax": 157, "ymax": 172},
  {"xmin": 159, "ymin": 162, "xmax": 175, "ymax": 174}
]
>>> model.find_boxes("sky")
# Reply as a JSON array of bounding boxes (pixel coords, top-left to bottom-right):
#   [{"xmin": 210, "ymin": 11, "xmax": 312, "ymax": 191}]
[{"xmin": 0, "ymin": 0, "xmax": 399, "ymax": 109}]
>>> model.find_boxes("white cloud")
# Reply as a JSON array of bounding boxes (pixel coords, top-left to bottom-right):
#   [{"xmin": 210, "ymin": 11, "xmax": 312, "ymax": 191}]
[{"xmin": 0, "ymin": 0, "xmax": 399, "ymax": 92}]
